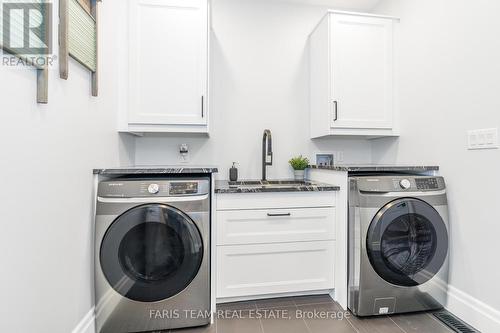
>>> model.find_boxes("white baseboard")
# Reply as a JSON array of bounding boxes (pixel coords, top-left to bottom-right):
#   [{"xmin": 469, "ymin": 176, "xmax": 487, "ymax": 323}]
[
  {"xmin": 72, "ymin": 307, "xmax": 95, "ymax": 333},
  {"xmin": 447, "ymin": 285, "xmax": 500, "ymax": 333}
]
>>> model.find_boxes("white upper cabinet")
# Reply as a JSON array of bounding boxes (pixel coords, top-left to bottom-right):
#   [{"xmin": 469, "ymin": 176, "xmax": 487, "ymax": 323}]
[
  {"xmin": 309, "ymin": 11, "xmax": 399, "ymax": 138},
  {"xmin": 125, "ymin": 0, "xmax": 209, "ymax": 134}
]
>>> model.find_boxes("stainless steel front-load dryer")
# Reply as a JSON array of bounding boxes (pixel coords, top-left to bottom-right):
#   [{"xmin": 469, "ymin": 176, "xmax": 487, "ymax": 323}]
[
  {"xmin": 95, "ymin": 177, "xmax": 211, "ymax": 333},
  {"xmin": 348, "ymin": 175, "xmax": 449, "ymax": 316}
]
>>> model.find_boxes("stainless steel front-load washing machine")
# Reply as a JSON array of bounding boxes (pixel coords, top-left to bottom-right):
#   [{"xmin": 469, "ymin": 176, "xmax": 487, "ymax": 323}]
[
  {"xmin": 95, "ymin": 177, "xmax": 211, "ymax": 333},
  {"xmin": 348, "ymin": 175, "xmax": 449, "ymax": 316}
]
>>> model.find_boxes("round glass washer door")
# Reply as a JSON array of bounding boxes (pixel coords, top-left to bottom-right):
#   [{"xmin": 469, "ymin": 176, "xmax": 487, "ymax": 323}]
[
  {"xmin": 366, "ymin": 198, "xmax": 448, "ymax": 287},
  {"xmin": 100, "ymin": 204, "xmax": 204, "ymax": 302}
]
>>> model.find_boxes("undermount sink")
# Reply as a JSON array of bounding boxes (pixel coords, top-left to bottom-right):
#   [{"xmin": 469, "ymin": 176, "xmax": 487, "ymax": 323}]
[{"xmin": 228, "ymin": 180, "xmax": 309, "ymax": 187}]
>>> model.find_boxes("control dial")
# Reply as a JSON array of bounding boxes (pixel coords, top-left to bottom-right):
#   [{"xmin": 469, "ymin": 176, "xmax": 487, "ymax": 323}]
[
  {"xmin": 148, "ymin": 183, "xmax": 160, "ymax": 194},
  {"xmin": 399, "ymin": 179, "xmax": 411, "ymax": 190}
]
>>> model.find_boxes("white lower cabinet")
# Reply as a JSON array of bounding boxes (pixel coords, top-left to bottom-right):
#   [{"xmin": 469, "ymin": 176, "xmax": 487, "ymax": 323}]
[
  {"xmin": 217, "ymin": 241, "xmax": 335, "ymax": 298},
  {"xmin": 215, "ymin": 192, "xmax": 336, "ymax": 300}
]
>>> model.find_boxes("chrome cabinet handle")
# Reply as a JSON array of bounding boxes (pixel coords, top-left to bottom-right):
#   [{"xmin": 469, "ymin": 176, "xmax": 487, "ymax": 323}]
[
  {"xmin": 333, "ymin": 100, "xmax": 338, "ymax": 121},
  {"xmin": 267, "ymin": 213, "xmax": 291, "ymax": 217}
]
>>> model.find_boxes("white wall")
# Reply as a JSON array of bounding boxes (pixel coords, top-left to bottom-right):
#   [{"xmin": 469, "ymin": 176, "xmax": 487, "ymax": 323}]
[
  {"xmin": 134, "ymin": 0, "xmax": 373, "ymax": 179},
  {"xmin": 371, "ymin": 1, "xmax": 500, "ymax": 331},
  {"xmin": 0, "ymin": 1, "xmax": 134, "ymax": 332}
]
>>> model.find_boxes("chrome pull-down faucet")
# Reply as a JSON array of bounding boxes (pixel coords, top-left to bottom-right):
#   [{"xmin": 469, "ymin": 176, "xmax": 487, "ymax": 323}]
[{"xmin": 262, "ymin": 129, "xmax": 273, "ymax": 181}]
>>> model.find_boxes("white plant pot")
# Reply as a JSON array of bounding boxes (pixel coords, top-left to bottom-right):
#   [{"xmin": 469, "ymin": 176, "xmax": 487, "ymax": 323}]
[{"xmin": 294, "ymin": 170, "xmax": 305, "ymax": 181}]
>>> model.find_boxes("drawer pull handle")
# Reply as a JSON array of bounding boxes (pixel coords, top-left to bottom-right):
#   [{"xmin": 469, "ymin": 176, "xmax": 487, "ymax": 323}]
[{"xmin": 267, "ymin": 213, "xmax": 291, "ymax": 217}]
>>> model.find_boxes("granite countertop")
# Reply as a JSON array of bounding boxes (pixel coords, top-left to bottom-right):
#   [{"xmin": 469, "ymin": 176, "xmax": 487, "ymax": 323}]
[
  {"xmin": 308, "ymin": 164, "xmax": 439, "ymax": 173},
  {"xmin": 94, "ymin": 166, "xmax": 218, "ymax": 176},
  {"xmin": 215, "ymin": 180, "xmax": 340, "ymax": 194}
]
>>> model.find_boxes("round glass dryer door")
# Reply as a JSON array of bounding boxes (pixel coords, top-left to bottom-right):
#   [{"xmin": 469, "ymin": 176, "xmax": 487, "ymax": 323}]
[
  {"xmin": 366, "ymin": 198, "xmax": 448, "ymax": 287},
  {"xmin": 100, "ymin": 204, "xmax": 203, "ymax": 302}
]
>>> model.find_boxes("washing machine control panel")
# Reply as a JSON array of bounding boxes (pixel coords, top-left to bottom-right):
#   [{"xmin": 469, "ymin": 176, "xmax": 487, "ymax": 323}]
[
  {"xmin": 98, "ymin": 179, "xmax": 210, "ymax": 198},
  {"xmin": 415, "ymin": 178, "xmax": 440, "ymax": 190},
  {"xmin": 354, "ymin": 176, "xmax": 445, "ymax": 193},
  {"xmin": 169, "ymin": 182, "xmax": 199, "ymax": 195}
]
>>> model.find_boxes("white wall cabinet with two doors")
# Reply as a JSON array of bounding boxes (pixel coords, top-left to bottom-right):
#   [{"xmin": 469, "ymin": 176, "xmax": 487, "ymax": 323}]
[
  {"xmin": 309, "ymin": 11, "xmax": 399, "ymax": 138},
  {"xmin": 120, "ymin": 0, "xmax": 210, "ymax": 134}
]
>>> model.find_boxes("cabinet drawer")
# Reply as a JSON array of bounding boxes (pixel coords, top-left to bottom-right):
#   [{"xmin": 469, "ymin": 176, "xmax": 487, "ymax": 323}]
[
  {"xmin": 217, "ymin": 208, "xmax": 335, "ymax": 245},
  {"xmin": 217, "ymin": 241, "xmax": 335, "ymax": 298}
]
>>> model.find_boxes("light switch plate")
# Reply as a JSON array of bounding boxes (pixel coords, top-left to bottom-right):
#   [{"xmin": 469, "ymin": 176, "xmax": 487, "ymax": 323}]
[{"xmin": 468, "ymin": 128, "xmax": 498, "ymax": 150}]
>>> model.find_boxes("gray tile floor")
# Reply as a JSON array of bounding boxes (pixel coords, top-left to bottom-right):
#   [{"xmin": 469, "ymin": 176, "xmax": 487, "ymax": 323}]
[{"xmin": 169, "ymin": 295, "xmax": 454, "ymax": 333}]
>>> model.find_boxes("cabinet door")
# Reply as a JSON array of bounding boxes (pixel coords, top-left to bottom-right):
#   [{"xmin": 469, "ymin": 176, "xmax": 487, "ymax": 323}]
[
  {"xmin": 330, "ymin": 14, "xmax": 393, "ymax": 129},
  {"xmin": 129, "ymin": 0, "xmax": 208, "ymax": 125},
  {"xmin": 217, "ymin": 241, "xmax": 335, "ymax": 298}
]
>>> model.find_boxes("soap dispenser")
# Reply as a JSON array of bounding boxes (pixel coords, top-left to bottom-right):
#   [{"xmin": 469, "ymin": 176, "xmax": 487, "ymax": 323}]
[{"xmin": 229, "ymin": 162, "xmax": 238, "ymax": 182}]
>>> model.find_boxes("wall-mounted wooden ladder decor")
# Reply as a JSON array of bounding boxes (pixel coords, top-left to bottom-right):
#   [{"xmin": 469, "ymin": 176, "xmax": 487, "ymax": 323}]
[
  {"xmin": 0, "ymin": 2, "xmax": 51, "ymax": 103},
  {"xmin": 59, "ymin": 0, "xmax": 100, "ymax": 96}
]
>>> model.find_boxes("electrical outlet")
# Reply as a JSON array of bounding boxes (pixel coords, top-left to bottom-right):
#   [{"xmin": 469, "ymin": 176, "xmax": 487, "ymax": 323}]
[
  {"xmin": 468, "ymin": 128, "xmax": 499, "ymax": 150},
  {"xmin": 335, "ymin": 151, "xmax": 344, "ymax": 163},
  {"xmin": 179, "ymin": 144, "xmax": 190, "ymax": 163}
]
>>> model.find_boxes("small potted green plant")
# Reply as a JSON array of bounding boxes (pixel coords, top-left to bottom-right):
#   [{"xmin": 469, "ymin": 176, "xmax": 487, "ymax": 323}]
[{"xmin": 289, "ymin": 155, "xmax": 310, "ymax": 181}]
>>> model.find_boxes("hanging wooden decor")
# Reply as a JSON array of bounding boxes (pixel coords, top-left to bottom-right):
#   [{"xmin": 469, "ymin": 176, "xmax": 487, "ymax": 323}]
[
  {"xmin": 0, "ymin": 1, "xmax": 52, "ymax": 103},
  {"xmin": 59, "ymin": 0, "xmax": 100, "ymax": 96}
]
